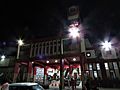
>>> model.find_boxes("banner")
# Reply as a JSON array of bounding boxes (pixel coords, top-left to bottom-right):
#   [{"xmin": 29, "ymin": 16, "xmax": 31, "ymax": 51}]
[{"xmin": 35, "ymin": 67, "xmax": 44, "ymax": 83}]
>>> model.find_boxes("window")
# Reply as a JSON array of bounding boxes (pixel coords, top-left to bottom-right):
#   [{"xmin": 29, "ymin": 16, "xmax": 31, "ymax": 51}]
[
  {"xmin": 94, "ymin": 71, "xmax": 98, "ymax": 78},
  {"xmin": 104, "ymin": 63, "xmax": 109, "ymax": 70},
  {"xmin": 89, "ymin": 64, "xmax": 92, "ymax": 70},
  {"xmin": 9, "ymin": 85, "xmax": 44, "ymax": 90},
  {"xmin": 109, "ymin": 62, "xmax": 113, "ymax": 69},
  {"xmin": 106, "ymin": 50, "xmax": 112, "ymax": 55},
  {"xmin": 96, "ymin": 63, "xmax": 100, "ymax": 70},
  {"xmin": 85, "ymin": 64, "xmax": 88, "ymax": 70},
  {"xmin": 9, "ymin": 86, "xmax": 32, "ymax": 90},
  {"xmin": 32, "ymin": 85, "xmax": 44, "ymax": 90},
  {"xmin": 113, "ymin": 62, "xmax": 118, "ymax": 69}
]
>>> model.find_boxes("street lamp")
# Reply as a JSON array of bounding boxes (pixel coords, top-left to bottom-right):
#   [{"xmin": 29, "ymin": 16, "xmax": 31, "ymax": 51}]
[
  {"xmin": 68, "ymin": 26, "xmax": 80, "ymax": 38},
  {"xmin": 60, "ymin": 36, "xmax": 64, "ymax": 90},
  {"xmin": 17, "ymin": 39, "xmax": 24, "ymax": 59},
  {"xmin": 68, "ymin": 23, "xmax": 86, "ymax": 89},
  {"xmin": 101, "ymin": 40, "xmax": 112, "ymax": 51},
  {"xmin": 17, "ymin": 39, "xmax": 24, "ymax": 46},
  {"xmin": 1, "ymin": 55, "xmax": 5, "ymax": 61},
  {"xmin": 60, "ymin": 21, "xmax": 84, "ymax": 89}
]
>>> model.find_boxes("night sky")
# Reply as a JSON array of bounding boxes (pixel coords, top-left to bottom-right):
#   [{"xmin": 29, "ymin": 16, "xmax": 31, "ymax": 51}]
[{"xmin": 0, "ymin": 0, "xmax": 120, "ymax": 55}]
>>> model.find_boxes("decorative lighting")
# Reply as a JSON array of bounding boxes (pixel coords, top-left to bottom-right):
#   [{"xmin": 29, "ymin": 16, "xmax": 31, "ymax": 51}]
[
  {"xmin": 17, "ymin": 39, "xmax": 24, "ymax": 46},
  {"xmin": 55, "ymin": 60, "xmax": 58, "ymax": 63},
  {"xmin": 86, "ymin": 52, "xmax": 91, "ymax": 57},
  {"xmin": 73, "ymin": 58, "xmax": 76, "ymax": 61},
  {"xmin": 32, "ymin": 62, "xmax": 34, "ymax": 64},
  {"xmin": 101, "ymin": 41, "xmax": 112, "ymax": 51},
  {"xmin": 46, "ymin": 61, "xmax": 49, "ymax": 63}
]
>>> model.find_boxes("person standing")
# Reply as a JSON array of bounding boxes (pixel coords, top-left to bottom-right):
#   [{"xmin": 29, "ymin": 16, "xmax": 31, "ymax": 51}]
[
  {"xmin": 85, "ymin": 79, "xmax": 90, "ymax": 90},
  {"xmin": 74, "ymin": 73, "xmax": 77, "ymax": 89},
  {"xmin": 71, "ymin": 77, "xmax": 75, "ymax": 90}
]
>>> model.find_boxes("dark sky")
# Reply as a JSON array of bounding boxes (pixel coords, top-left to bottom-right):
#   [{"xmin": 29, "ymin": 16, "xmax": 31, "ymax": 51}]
[
  {"xmin": 0, "ymin": 1, "xmax": 97, "ymax": 40},
  {"xmin": 0, "ymin": 0, "xmax": 120, "ymax": 43}
]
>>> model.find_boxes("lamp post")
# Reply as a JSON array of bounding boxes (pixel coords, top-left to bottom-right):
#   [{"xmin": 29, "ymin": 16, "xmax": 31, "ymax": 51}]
[
  {"xmin": 14, "ymin": 39, "xmax": 24, "ymax": 83},
  {"xmin": 59, "ymin": 32, "xmax": 64, "ymax": 90},
  {"xmin": 68, "ymin": 23, "xmax": 86, "ymax": 89},
  {"xmin": 101, "ymin": 40, "xmax": 112, "ymax": 51},
  {"xmin": 17, "ymin": 39, "xmax": 24, "ymax": 59},
  {"xmin": 1, "ymin": 55, "xmax": 6, "ymax": 61}
]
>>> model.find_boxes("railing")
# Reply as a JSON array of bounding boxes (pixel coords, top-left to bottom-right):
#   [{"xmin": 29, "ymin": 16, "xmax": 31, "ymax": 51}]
[
  {"xmin": 28, "ymin": 38, "xmax": 80, "ymax": 58},
  {"xmin": 29, "ymin": 39, "xmax": 61, "ymax": 58}
]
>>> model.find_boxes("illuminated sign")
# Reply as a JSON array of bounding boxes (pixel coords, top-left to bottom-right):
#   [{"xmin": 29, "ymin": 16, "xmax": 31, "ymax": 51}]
[{"xmin": 68, "ymin": 6, "xmax": 79, "ymax": 20}]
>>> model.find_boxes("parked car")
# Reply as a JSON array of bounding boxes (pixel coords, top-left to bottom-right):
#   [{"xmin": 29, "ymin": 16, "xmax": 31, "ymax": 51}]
[{"xmin": 9, "ymin": 82, "xmax": 44, "ymax": 90}]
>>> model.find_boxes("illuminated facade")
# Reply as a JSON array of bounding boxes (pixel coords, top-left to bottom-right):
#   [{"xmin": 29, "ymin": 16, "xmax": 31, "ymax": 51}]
[
  {"xmin": 12, "ymin": 5, "xmax": 120, "ymax": 88},
  {"xmin": 12, "ymin": 36, "xmax": 120, "ymax": 88}
]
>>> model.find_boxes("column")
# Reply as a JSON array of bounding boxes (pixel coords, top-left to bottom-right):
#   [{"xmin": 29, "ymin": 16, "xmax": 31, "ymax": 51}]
[
  {"xmin": 60, "ymin": 38, "xmax": 64, "ymax": 90},
  {"xmin": 33, "ymin": 67, "xmax": 36, "ymax": 82},
  {"xmin": 60, "ymin": 58, "xmax": 64, "ymax": 90},
  {"xmin": 80, "ymin": 53, "xmax": 85, "ymax": 90},
  {"xmin": 27, "ymin": 62, "xmax": 33, "ymax": 81},
  {"xmin": 13, "ymin": 63, "xmax": 20, "ymax": 82},
  {"xmin": 44, "ymin": 66, "xmax": 47, "ymax": 84}
]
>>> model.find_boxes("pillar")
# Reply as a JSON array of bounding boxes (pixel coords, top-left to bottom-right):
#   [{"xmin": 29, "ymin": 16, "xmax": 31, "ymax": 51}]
[
  {"xmin": 33, "ymin": 67, "xmax": 36, "ymax": 82},
  {"xmin": 80, "ymin": 53, "xmax": 85, "ymax": 90},
  {"xmin": 59, "ymin": 37, "xmax": 64, "ymax": 90},
  {"xmin": 44, "ymin": 66, "xmax": 47, "ymax": 84},
  {"xmin": 13, "ymin": 63, "xmax": 20, "ymax": 82},
  {"xmin": 60, "ymin": 58, "xmax": 64, "ymax": 90},
  {"xmin": 27, "ymin": 62, "xmax": 33, "ymax": 81}
]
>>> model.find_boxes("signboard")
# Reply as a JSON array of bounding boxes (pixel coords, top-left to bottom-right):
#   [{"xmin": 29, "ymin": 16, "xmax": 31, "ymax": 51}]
[
  {"xmin": 68, "ymin": 6, "xmax": 79, "ymax": 20},
  {"xmin": 35, "ymin": 67, "xmax": 44, "ymax": 83}
]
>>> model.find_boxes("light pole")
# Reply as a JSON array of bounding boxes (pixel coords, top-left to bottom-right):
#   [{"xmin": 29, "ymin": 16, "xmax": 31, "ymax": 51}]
[
  {"xmin": 68, "ymin": 23, "xmax": 86, "ymax": 89},
  {"xmin": 17, "ymin": 39, "xmax": 24, "ymax": 59},
  {"xmin": 68, "ymin": 26, "xmax": 80, "ymax": 38},
  {"xmin": 59, "ymin": 34, "xmax": 64, "ymax": 90},
  {"xmin": 14, "ymin": 38, "xmax": 24, "ymax": 83},
  {"xmin": 1, "ymin": 55, "xmax": 6, "ymax": 61},
  {"xmin": 101, "ymin": 40, "xmax": 112, "ymax": 51}
]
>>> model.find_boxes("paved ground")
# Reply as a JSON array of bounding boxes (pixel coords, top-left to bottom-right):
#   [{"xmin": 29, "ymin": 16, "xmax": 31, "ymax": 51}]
[
  {"xmin": 98, "ymin": 88, "xmax": 120, "ymax": 90},
  {"xmin": 45, "ymin": 86, "xmax": 81, "ymax": 90},
  {"xmin": 45, "ymin": 87, "xmax": 120, "ymax": 90}
]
